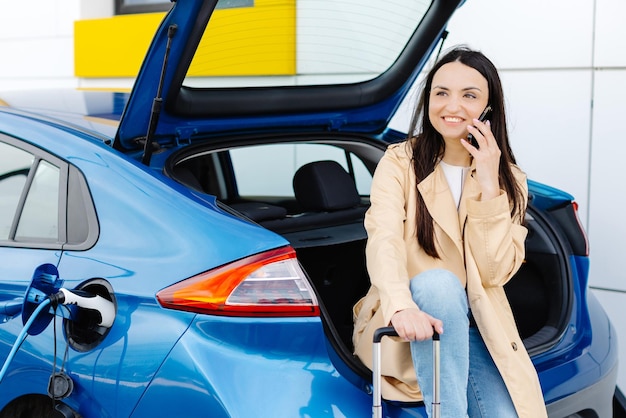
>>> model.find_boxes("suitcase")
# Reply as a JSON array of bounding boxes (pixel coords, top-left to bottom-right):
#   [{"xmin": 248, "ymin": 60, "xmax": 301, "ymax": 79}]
[{"xmin": 372, "ymin": 326, "xmax": 440, "ymax": 418}]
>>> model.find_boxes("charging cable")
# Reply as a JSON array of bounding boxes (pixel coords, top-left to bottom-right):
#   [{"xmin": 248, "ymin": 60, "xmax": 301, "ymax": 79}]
[{"xmin": 0, "ymin": 298, "xmax": 52, "ymax": 383}]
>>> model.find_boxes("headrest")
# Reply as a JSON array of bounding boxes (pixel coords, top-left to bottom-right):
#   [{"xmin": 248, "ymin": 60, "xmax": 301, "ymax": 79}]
[{"xmin": 293, "ymin": 160, "xmax": 361, "ymax": 211}]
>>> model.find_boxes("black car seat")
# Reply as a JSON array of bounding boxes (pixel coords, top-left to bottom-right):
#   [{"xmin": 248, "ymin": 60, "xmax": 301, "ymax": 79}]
[{"xmin": 261, "ymin": 160, "xmax": 367, "ymax": 233}]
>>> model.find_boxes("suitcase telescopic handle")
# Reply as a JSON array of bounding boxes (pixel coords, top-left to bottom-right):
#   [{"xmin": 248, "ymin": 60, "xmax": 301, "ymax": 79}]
[
  {"xmin": 372, "ymin": 326, "xmax": 440, "ymax": 418},
  {"xmin": 373, "ymin": 326, "xmax": 441, "ymax": 342},
  {"xmin": 373, "ymin": 326, "xmax": 398, "ymax": 343}
]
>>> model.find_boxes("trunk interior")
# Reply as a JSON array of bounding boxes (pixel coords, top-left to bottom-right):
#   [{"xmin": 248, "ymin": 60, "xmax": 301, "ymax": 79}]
[{"xmin": 277, "ymin": 206, "xmax": 570, "ymax": 356}]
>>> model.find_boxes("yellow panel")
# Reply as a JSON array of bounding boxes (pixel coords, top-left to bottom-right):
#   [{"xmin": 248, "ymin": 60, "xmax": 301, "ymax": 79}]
[
  {"xmin": 74, "ymin": 13, "xmax": 163, "ymax": 78},
  {"xmin": 189, "ymin": 2, "xmax": 295, "ymax": 76},
  {"xmin": 74, "ymin": 0, "xmax": 295, "ymax": 78}
]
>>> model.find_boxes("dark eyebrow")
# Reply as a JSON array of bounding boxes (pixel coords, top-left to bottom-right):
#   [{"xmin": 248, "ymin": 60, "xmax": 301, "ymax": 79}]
[{"xmin": 431, "ymin": 85, "xmax": 482, "ymax": 92}]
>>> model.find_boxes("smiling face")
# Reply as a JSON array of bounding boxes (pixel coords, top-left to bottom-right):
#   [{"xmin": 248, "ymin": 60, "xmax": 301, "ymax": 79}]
[{"xmin": 428, "ymin": 61, "xmax": 490, "ymax": 146}]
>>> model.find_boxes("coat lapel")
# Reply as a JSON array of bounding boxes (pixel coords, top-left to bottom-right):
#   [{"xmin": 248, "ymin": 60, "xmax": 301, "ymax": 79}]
[
  {"xmin": 417, "ymin": 164, "xmax": 463, "ymax": 255},
  {"xmin": 417, "ymin": 162, "xmax": 480, "ymax": 256}
]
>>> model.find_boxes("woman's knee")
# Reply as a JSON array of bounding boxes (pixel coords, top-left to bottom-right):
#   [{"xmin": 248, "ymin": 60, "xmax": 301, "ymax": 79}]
[{"xmin": 409, "ymin": 269, "xmax": 467, "ymax": 310}]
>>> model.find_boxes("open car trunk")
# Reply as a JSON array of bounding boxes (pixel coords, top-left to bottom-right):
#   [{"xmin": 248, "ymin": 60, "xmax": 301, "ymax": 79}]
[{"xmin": 165, "ymin": 134, "xmax": 572, "ymax": 375}]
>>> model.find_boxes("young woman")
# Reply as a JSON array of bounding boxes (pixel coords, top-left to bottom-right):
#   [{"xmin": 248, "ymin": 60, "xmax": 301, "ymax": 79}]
[{"xmin": 352, "ymin": 46, "xmax": 547, "ymax": 417}]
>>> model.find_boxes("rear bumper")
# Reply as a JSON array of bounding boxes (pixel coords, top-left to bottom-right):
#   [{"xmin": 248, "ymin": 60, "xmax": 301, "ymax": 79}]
[{"xmin": 546, "ymin": 359, "xmax": 617, "ymax": 418}]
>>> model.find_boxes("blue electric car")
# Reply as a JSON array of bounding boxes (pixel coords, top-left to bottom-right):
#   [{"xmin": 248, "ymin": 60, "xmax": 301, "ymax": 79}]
[{"xmin": 0, "ymin": 0, "xmax": 618, "ymax": 416}]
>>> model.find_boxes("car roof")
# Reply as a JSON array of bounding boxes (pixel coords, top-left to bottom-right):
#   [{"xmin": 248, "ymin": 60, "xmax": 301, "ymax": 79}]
[
  {"xmin": 0, "ymin": 89, "xmax": 125, "ymax": 143},
  {"xmin": 114, "ymin": 0, "xmax": 463, "ymax": 158}
]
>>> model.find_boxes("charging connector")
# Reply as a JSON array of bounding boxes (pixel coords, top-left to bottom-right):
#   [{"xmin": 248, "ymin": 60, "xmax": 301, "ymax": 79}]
[{"xmin": 49, "ymin": 289, "xmax": 115, "ymax": 328}]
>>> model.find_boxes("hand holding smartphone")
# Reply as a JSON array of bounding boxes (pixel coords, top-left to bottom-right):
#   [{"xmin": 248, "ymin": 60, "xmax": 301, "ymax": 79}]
[{"xmin": 467, "ymin": 105, "xmax": 492, "ymax": 149}]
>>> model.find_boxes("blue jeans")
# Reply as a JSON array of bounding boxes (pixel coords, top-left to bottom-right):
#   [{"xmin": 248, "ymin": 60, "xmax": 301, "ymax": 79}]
[{"xmin": 408, "ymin": 269, "xmax": 517, "ymax": 418}]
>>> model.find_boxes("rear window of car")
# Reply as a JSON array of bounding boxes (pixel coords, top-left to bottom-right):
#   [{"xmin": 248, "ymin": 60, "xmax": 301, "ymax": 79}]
[
  {"xmin": 0, "ymin": 143, "xmax": 34, "ymax": 240},
  {"xmin": 184, "ymin": 0, "xmax": 432, "ymax": 88},
  {"xmin": 0, "ymin": 136, "xmax": 98, "ymax": 249},
  {"xmin": 16, "ymin": 160, "xmax": 60, "ymax": 240},
  {"xmin": 230, "ymin": 143, "xmax": 372, "ymax": 198},
  {"xmin": 0, "ymin": 142, "xmax": 59, "ymax": 241}
]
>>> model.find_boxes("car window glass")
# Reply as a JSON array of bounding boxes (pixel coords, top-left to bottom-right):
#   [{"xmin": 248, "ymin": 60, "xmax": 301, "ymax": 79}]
[
  {"xmin": 0, "ymin": 142, "xmax": 34, "ymax": 240},
  {"xmin": 184, "ymin": 0, "xmax": 432, "ymax": 88},
  {"xmin": 230, "ymin": 143, "xmax": 371, "ymax": 197},
  {"xmin": 16, "ymin": 160, "xmax": 60, "ymax": 241},
  {"xmin": 350, "ymin": 154, "xmax": 372, "ymax": 196}
]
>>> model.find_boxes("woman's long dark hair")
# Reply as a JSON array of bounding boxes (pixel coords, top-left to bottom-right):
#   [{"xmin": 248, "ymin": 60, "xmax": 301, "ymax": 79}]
[{"xmin": 408, "ymin": 46, "xmax": 525, "ymax": 258}]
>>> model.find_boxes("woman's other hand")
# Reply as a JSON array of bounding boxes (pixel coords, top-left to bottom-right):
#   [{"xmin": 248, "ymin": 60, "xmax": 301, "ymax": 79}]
[{"xmin": 463, "ymin": 119, "xmax": 501, "ymax": 201}]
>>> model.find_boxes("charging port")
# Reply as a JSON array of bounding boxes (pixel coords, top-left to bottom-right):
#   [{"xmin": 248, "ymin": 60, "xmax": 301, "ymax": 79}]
[{"xmin": 63, "ymin": 278, "xmax": 116, "ymax": 352}]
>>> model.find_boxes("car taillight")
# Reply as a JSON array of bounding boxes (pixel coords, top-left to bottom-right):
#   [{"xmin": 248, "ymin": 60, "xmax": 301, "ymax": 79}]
[{"xmin": 156, "ymin": 246, "xmax": 319, "ymax": 317}]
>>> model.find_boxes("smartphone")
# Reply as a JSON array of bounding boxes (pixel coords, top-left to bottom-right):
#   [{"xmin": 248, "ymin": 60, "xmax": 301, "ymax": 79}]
[{"xmin": 467, "ymin": 105, "xmax": 492, "ymax": 148}]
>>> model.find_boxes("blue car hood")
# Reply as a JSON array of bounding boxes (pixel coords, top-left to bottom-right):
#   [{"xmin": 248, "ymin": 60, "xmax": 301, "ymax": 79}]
[{"xmin": 114, "ymin": 0, "xmax": 463, "ymax": 154}]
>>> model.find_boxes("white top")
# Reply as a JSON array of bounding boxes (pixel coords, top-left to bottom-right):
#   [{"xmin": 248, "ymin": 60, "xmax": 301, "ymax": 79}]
[{"xmin": 439, "ymin": 160, "xmax": 471, "ymax": 209}]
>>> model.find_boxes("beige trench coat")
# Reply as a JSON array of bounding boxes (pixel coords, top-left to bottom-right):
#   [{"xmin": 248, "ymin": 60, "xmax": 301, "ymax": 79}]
[{"xmin": 352, "ymin": 140, "xmax": 547, "ymax": 417}]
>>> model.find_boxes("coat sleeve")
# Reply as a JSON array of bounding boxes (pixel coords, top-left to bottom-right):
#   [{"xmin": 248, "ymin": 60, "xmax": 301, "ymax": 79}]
[
  {"xmin": 364, "ymin": 145, "xmax": 418, "ymax": 325},
  {"xmin": 464, "ymin": 169, "xmax": 528, "ymax": 288}
]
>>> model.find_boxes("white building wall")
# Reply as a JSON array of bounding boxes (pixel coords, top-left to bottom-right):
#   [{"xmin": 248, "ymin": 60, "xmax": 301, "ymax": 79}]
[
  {"xmin": 0, "ymin": 1, "xmax": 112, "ymax": 92},
  {"xmin": 0, "ymin": 1, "xmax": 76, "ymax": 91},
  {"xmin": 588, "ymin": 0, "xmax": 626, "ymax": 390},
  {"xmin": 1, "ymin": 0, "xmax": 625, "ymax": 389}
]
